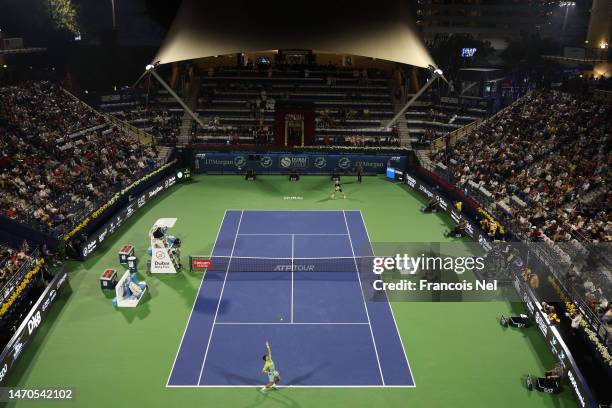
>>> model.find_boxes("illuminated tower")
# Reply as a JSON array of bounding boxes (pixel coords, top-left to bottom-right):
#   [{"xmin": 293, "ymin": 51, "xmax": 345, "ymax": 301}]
[{"xmin": 586, "ymin": 0, "xmax": 610, "ymax": 77}]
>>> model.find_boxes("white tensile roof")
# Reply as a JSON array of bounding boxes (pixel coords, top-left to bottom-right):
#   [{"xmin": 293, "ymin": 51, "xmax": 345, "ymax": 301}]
[{"xmin": 153, "ymin": 0, "xmax": 437, "ymax": 69}]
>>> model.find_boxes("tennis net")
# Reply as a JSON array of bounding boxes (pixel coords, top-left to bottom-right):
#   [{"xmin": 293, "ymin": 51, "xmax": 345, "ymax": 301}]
[{"xmin": 204, "ymin": 256, "xmax": 375, "ymax": 274}]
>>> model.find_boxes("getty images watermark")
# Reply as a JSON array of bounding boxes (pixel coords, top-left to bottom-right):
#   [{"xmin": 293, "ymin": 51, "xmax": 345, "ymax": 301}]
[
  {"xmin": 362, "ymin": 242, "xmax": 611, "ymax": 303},
  {"xmin": 370, "ymin": 252, "xmax": 494, "ymax": 292},
  {"xmin": 361, "ymin": 242, "xmax": 522, "ymax": 302}
]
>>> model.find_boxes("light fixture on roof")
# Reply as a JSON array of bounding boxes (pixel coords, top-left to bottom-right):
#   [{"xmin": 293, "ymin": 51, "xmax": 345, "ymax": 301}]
[{"xmin": 145, "ymin": 61, "xmax": 160, "ymax": 71}]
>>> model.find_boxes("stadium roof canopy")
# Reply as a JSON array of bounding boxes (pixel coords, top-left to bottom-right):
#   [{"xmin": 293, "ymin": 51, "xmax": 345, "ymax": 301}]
[{"xmin": 153, "ymin": 0, "xmax": 436, "ymax": 69}]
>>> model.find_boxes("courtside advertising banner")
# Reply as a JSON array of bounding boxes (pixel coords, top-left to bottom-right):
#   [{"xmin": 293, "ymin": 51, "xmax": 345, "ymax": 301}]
[
  {"xmin": 0, "ymin": 269, "xmax": 69, "ymax": 386},
  {"xmin": 402, "ymin": 168, "xmax": 599, "ymax": 407},
  {"xmin": 513, "ymin": 276, "xmax": 596, "ymax": 407},
  {"xmin": 79, "ymin": 173, "xmax": 180, "ymax": 260},
  {"xmin": 403, "ymin": 172, "xmax": 481, "ymax": 244},
  {"xmin": 194, "ymin": 151, "xmax": 406, "ymax": 174}
]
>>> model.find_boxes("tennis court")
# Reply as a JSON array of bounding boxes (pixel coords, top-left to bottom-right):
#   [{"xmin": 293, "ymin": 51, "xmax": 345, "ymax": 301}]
[{"xmin": 167, "ymin": 210, "xmax": 414, "ymax": 387}]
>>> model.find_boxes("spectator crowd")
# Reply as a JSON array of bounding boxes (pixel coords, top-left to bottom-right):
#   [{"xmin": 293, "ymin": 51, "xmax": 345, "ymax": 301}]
[
  {"xmin": 431, "ymin": 89, "xmax": 611, "ymax": 339},
  {"xmin": 0, "ymin": 242, "xmax": 33, "ymax": 291},
  {"xmin": 432, "ymin": 90, "xmax": 611, "ymax": 243},
  {"xmin": 0, "ymin": 81, "xmax": 159, "ymax": 237}
]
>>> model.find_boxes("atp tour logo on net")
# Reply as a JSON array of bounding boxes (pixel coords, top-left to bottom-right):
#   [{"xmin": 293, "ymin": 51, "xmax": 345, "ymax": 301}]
[{"xmin": 274, "ymin": 264, "xmax": 314, "ymax": 271}]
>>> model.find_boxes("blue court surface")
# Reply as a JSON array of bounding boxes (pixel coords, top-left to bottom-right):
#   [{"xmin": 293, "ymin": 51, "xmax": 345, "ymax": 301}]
[{"xmin": 167, "ymin": 210, "xmax": 415, "ymax": 387}]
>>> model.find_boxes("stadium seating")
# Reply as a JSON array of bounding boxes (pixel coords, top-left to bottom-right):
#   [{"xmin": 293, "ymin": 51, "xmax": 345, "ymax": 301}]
[
  {"xmin": 0, "ymin": 242, "xmax": 46, "ymax": 349},
  {"xmin": 0, "ymin": 243, "xmax": 33, "ymax": 290},
  {"xmin": 196, "ymin": 66, "xmax": 398, "ymax": 146},
  {"xmin": 406, "ymin": 105, "xmax": 485, "ymax": 148},
  {"xmin": 98, "ymin": 89, "xmax": 183, "ymax": 146},
  {"xmin": 96, "ymin": 66, "xmax": 405, "ymax": 147},
  {"xmin": 0, "ymin": 81, "xmax": 160, "ymax": 237},
  {"xmin": 97, "ymin": 67, "xmax": 498, "ymax": 149},
  {"xmin": 430, "ymin": 89, "xmax": 612, "ymax": 326},
  {"xmin": 431, "ymin": 89, "xmax": 610, "ymax": 244}
]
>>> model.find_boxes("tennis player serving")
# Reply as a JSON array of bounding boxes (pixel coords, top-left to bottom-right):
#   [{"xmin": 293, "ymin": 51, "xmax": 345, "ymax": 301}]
[
  {"xmin": 331, "ymin": 179, "xmax": 346, "ymax": 199},
  {"xmin": 261, "ymin": 340, "xmax": 280, "ymax": 392}
]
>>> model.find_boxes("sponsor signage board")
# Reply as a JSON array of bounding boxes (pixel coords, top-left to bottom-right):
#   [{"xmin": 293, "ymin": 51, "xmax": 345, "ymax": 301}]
[
  {"xmin": 79, "ymin": 173, "xmax": 181, "ymax": 260},
  {"xmin": 0, "ymin": 269, "xmax": 68, "ymax": 386},
  {"xmin": 195, "ymin": 152, "xmax": 406, "ymax": 174}
]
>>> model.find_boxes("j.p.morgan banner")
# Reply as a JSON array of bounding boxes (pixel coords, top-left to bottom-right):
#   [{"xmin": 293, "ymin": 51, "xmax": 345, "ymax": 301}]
[
  {"xmin": 79, "ymin": 173, "xmax": 180, "ymax": 260},
  {"xmin": 0, "ymin": 269, "xmax": 68, "ymax": 386},
  {"xmin": 194, "ymin": 152, "xmax": 407, "ymax": 174}
]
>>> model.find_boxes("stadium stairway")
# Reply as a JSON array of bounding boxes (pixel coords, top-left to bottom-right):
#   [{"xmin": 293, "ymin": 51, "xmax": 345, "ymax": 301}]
[
  {"xmin": 177, "ymin": 77, "xmax": 201, "ymax": 146},
  {"xmin": 393, "ymin": 99, "xmax": 413, "ymax": 149},
  {"xmin": 156, "ymin": 145, "xmax": 174, "ymax": 164},
  {"xmin": 178, "ymin": 113, "xmax": 193, "ymax": 146}
]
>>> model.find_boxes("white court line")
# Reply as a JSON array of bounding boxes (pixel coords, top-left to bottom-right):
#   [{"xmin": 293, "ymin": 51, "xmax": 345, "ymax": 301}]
[
  {"xmin": 204, "ymin": 256, "xmax": 369, "ymax": 260},
  {"xmin": 342, "ymin": 210, "xmax": 385, "ymax": 386},
  {"xmin": 215, "ymin": 322, "xmax": 369, "ymax": 325},
  {"xmin": 291, "ymin": 234, "xmax": 294, "ymax": 323},
  {"xmin": 167, "ymin": 384, "xmax": 414, "ymax": 388},
  {"xmin": 165, "ymin": 210, "xmax": 228, "ymax": 388},
  {"xmin": 169, "ymin": 210, "xmax": 415, "ymax": 389},
  {"xmin": 238, "ymin": 233, "xmax": 349, "ymax": 236},
  {"xmin": 358, "ymin": 210, "xmax": 416, "ymax": 388},
  {"xmin": 227, "ymin": 209, "xmax": 345, "ymax": 212},
  {"xmin": 197, "ymin": 210, "xmax": 244, "ymax": 386}
]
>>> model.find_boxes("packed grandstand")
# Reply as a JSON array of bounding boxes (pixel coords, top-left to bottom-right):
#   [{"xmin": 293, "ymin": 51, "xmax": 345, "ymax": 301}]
[{"xmin": 0, "ymin": 81, "xmax": 160, "ymax": 236}]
